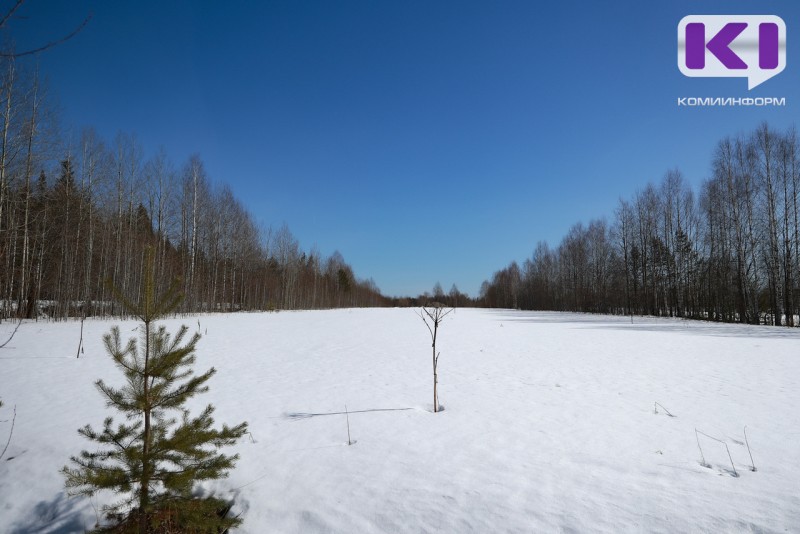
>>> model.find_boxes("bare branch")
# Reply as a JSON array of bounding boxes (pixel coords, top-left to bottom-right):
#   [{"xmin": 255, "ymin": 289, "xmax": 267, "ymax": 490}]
[
  {"xmin": 0, "ymin": 317, "xmax": 23, "ymax": 349},
  {"xmin": 416, "ymin": 309, "xmax": 434, "ymax": 340},
  {"xmin": 0, "ymin": 0, "xmax": 24, "ymax": 31},
  {"xmin": 0, "ymin": 404, "xmax": 16, "ymax": 460},
  {"xmin": 0, "ymin": 11, "xmax": 92, "ymax": 58}
]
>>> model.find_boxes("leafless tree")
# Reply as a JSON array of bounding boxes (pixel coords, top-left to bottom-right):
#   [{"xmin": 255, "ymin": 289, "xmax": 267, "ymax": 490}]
[
  {"xmin": 417, "ymin": 303, "xmax": 453, "ymax": 413},
  {"xmin": 481, "ymin": 123, "xmax": 800, "ymax": 327},
  {"xmin": 448, "ymin": 283, "xmax": 460, "ymax": 308}
]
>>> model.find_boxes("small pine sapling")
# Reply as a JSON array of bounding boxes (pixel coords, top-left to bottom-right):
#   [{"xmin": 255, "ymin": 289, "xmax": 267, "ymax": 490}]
[
  {"xmin": 417, "ymin": 303, "xmax": 453, "ymax": 413},
  {"xmin": 62, "ymin": 249, "xmax": 248, "ymax": 533}
]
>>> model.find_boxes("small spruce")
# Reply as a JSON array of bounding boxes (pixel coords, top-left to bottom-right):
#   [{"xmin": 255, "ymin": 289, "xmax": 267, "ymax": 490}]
[{"xmin": 62, "ymin": 248, "xmax": 248, "ymax": 533}]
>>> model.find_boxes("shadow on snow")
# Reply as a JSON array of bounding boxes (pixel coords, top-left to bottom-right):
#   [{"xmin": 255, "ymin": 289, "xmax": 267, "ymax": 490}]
[
  {"xmin": 284, "ymin": 407, "xmax": 414, "ymax": 421},
  {"xmin": 10, "ymin": 492, "xmax": 92, "ymax": 534}
]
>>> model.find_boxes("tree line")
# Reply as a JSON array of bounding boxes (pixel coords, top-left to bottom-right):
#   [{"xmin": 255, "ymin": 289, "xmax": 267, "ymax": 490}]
[
  {"xmin": 387, "ymin": 281, "xmax": 478, "ymax": 308},
  {"xmin": 0, "ymin": 59, "xmax": 386, "ymax": 320},
  {"xmin": 480, "ymin": 123, "xmax": 800, "ymax": 326}
]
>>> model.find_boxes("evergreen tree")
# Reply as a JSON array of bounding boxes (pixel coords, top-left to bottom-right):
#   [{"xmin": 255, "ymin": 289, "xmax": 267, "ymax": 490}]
[{"xmin": 62, "ymin": 248, "xmax": 248, "ymax": 533}]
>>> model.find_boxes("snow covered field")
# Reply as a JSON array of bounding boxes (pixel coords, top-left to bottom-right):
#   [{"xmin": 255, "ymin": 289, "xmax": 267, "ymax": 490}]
[{"xmin": 1, "ymin": 308, "xmax": 799, "ymax": 533}]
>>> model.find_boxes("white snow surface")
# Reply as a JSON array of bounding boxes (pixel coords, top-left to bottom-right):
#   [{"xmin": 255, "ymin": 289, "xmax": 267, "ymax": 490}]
[{"xmin": 1, "ymin": 308, "xmax": 799, "ymax": 533}]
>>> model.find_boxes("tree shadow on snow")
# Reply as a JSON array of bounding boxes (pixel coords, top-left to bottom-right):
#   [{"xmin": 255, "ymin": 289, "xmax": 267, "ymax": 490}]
[
  {"xmin": 488, "ymin": 310, "xmax": 800, "ymax": 340},
  {"xmin": 584, "ymin": 322, "xmax": 800, "ymax": 340},
  {"xmin": 487, "ymin": 310, "xmax": 626, "ymax": 325},
  {"xmin": 284, "ymin": 407, "xmax": 413, "ymax": 420},
  {"xmin": 10, "ymin": 492, "xmax": 92, "ymax": 534}
]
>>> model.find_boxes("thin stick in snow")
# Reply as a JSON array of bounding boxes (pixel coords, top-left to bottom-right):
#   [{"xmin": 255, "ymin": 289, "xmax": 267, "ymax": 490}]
[
  {"xmin": 696, "ymin": 429, "xmax": 738, "ymax": 476},
  {"xmin": 76, "ymin": 316, "xmax": 85, "ymax": 358},
  {"xmin": 695, "ymin": 428, "xmax": 709, "ymax": 468},
  {"xmin": 0, "ymin": 318, "xmax": 23, "ymax": 349},
  {"xmin": 654, "ymin": 402, "xmax": 675, "ymax": 417},
  {"xmin": 723, "ymin": 441, "xmax": 738, "ymax": 476},
  {"xmin": 744, "ymin": 426, "xmax": 757, "ymax": 472},
  {"xmin": 345, "ymin": 405, "xmax": 352, "ymax": 446},
  {"xmin": 0, "ymin": 404, "xmax": 16, "ymax": 461}
]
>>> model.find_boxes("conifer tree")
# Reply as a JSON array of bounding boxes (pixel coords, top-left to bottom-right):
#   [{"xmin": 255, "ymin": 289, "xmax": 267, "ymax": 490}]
[{"xmin": 62, "ymin": 248, "xmax": 248, "ymax": 533}]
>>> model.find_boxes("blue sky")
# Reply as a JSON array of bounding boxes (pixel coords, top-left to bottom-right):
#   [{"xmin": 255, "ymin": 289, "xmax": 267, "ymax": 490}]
[{"xmin": 9, "ymin": 0, "xmax": 800, "ymax": 297}]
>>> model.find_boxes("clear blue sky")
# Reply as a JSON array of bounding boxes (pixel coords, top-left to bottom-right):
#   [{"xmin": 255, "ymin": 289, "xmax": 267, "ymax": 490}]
[{"xmin": 9, "ymin": 0, "xmax": 800, "ymax": 297}]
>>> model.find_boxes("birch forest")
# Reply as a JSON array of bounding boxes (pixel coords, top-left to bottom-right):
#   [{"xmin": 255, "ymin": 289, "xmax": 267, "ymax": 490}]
[
  {"xmin": 481, "ymin": 123, "xmax": 800, "ymax": 326},
  {"xmin": 0, "ymin": 60, "xmax": 385, "ymax": 320}
]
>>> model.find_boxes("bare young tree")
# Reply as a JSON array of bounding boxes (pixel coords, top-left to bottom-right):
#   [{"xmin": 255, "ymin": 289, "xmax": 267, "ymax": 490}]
[{"xmin": 417, "ymin": 303, "xmax": 453, "ymax": 413}]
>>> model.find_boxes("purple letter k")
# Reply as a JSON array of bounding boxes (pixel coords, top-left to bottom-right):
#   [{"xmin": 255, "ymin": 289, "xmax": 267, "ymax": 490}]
[{"xmin": 686, "ymin": 22, "xmax": 748, "ymax": 70}]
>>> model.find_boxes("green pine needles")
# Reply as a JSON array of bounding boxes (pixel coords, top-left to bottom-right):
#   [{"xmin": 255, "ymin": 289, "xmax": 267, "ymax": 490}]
[{"xmin": 62, "ymin": 249, "xmax": 248, "ymax": 533}]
